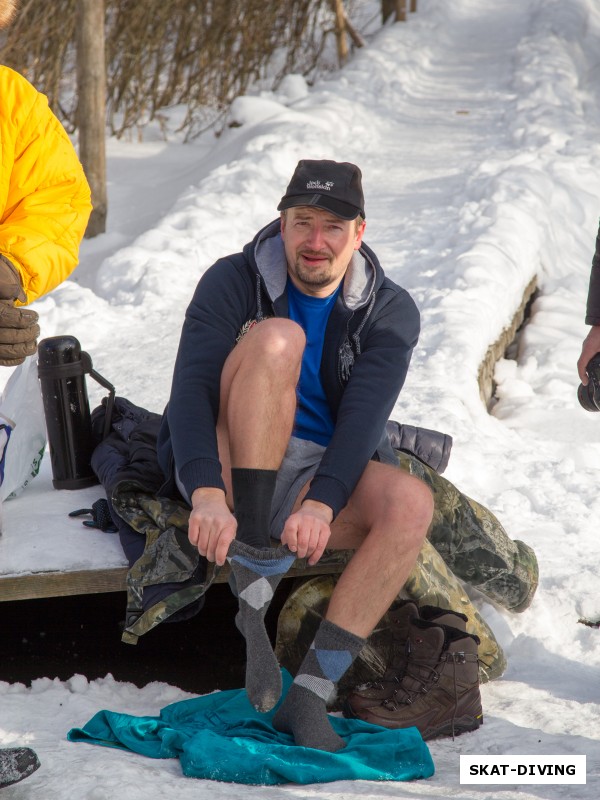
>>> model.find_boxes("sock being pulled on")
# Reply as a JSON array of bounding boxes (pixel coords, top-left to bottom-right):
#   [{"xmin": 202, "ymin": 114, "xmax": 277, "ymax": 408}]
[
  {"xmin": 226, "ymin": 540, "xmax": 296, "ymax": 712},
  {"xmin": 231, "ymin": 468, "xmax": 277, "ymax": 549},
  {"xmin": 273, "ymin": 618, "xmax": 366, "ymax": 752}
]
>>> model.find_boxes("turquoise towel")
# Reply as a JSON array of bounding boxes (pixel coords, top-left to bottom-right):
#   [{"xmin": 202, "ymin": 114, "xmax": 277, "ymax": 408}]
[{"xmin": 68, "ymin": 670, "xmax": 434, "ymax": 785}]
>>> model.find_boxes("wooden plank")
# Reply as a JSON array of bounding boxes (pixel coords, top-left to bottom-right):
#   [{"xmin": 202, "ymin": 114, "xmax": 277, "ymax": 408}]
[
  {"xmin": 0, "ymin": 558, "xmax": 348, "ymax": 602},
  {"xmin": 0, "ymin": 568, "xmax": 129, "ymax": 601}
]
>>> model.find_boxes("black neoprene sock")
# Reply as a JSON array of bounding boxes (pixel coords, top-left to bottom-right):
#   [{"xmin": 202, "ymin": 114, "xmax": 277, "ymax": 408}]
[{"xmin": 231, "ymin": 468, "xmax": 278, "ymax": 549}]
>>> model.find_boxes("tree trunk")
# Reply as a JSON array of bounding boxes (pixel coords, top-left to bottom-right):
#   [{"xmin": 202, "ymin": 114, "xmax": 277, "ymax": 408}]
[
  {"xmin": 344, "ymin": 12, "xmax": 366, "ymax": 49},
  {"xmin": 382, "ymin": 0, "xmax": 407, "ymax": 23},
  {"xmin": 330, "ymin": 0, "xmax": 349, "ymax": 67},
  {"xmin": 76, "ymin": 0, "xmax": 107, "ymax": 238}
]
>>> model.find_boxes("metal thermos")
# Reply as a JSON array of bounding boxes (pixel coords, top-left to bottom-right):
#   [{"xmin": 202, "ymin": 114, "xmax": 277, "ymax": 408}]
[{"xmin": 37, "ymin": 336, "xmax": 115, "ymax": 490}]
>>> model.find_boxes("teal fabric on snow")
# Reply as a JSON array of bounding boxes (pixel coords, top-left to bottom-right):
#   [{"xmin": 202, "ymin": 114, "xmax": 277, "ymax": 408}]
[{"xmin": 67, "ymin": 670, "xmax": 434, "ymax": 785}]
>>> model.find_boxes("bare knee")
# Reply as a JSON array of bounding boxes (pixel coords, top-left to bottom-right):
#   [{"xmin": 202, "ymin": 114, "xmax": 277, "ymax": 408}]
[
  {"xmin": 380, "ymin": 471, "xmax": 433, "ymax": 548},
  {"xmin": 248, "ymin": 318, "xmax": 305, "ymax": 372}
]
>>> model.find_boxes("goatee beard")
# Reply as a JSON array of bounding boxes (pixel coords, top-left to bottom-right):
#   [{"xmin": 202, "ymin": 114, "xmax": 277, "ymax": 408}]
[{"xmin": 294, "ymin": 253, "xmax": 333, "ymax": 287}]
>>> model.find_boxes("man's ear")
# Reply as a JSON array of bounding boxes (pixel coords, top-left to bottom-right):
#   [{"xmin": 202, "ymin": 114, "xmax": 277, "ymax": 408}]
[{"xmin": 354, "ymin": 220, "xmax": 366, "ymax": 250}]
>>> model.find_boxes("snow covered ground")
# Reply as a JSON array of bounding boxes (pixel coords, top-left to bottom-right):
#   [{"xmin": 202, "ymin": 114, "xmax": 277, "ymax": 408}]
[{"xmin": 1, "ymin": 0, "xmax": 600, "ymax": 796}]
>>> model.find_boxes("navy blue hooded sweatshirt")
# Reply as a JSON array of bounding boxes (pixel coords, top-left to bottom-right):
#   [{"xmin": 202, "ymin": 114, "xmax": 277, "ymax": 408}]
[{"xmin": 157, "ymin": 219, "xmax": 420, "ymax": 519}]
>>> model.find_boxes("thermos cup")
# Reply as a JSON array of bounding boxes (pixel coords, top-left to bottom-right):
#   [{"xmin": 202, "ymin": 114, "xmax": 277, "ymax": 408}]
[{"xmin": 37, "ymin": 336, "xmax": 115, "ymax": 490}]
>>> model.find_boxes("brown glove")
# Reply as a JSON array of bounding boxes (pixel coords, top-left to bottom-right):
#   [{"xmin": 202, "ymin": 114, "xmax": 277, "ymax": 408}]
[
  {"xmin": 0, "ymin": 254, "xmax": 27, "ymax": 303},
  {"xmin": 0, "ymin": 255, "xmax": 38, "ymax": 366},
  {"xmin": 0, "ymin": 301, "xmax": 40, "ymax": 366}
]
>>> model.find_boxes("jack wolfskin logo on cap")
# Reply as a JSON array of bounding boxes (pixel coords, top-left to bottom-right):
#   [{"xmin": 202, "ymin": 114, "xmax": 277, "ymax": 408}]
[{"xmin": 306, "ymin": 180, "xmax": 334, "ymax": 192}]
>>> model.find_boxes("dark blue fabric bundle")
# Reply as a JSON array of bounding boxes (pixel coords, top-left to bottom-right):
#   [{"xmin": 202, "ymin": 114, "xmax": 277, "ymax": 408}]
[{"xmin": 68, "ymin": 670, "xmax": 435, "ymax": 785}]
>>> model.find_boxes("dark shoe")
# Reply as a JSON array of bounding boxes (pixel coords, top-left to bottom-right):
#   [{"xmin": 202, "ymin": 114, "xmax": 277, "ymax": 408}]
[
  {"xmin": 403, "ymin": 539, "xmax": 507, "ymax": 683},
  {"xmin": 342, "ymin": 601, "xmax": 418, "ymax": 716},
  {"xmin": 344, "ymin": 604, "xmax": 467, "ymax": 717},
  {"xmin": 356, "ymin": 617, "xmax": 482, "ymax": 740},
  {"xmin": 0, "ymin": 747, "xmax": 40, "ymax": 788}
]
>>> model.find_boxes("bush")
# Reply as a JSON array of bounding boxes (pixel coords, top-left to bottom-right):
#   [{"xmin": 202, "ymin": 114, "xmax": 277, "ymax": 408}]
[{"xmin": 0, "ymin": 0, "xmax": 351, "ymax": 139}]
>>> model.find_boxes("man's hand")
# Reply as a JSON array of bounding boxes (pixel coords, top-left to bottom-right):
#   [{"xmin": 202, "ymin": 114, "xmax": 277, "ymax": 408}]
[
  {"xmin": 188, "ymin": 487, "xmax": 237, "ymax": 566},
  {"xmin": 577, "ymin": 325, "xmax": 600, "ymax": 384},
  {"xmin": 281, "ymin": 500, "xmax": 334, "ymax": 566},
  {"xmin": 0, "ymin": 301, "xmax": 40, "ymax": 366}
]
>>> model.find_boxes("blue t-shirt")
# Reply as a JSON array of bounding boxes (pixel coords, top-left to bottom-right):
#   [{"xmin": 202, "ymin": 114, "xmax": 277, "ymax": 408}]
[{"xmin": 287, "ymin": 278, "xmax": 342, "ymax": 446}]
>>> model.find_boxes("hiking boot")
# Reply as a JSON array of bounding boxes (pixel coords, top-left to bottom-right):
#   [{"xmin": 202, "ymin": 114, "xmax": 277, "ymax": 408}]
[
  {"xmin": 0, "ymin": 747, "xmax": 40, "ymax": 788},
  {"xmin": 355, "ymin": 617, "xmax": 483, "ymax": 740},
  {"xmin": 344, "ymin": 604, "xmax": 468, "ymax": 717},
  {"xmin": 342, "ymin": 601, "xmax": 418, "ymax": 716},
  {"xmin": 403, "ymin": 538, "xmax": 507, "ymax": 682}
]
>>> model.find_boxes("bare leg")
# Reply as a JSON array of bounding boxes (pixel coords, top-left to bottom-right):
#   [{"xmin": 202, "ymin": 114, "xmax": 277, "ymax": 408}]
[
  {"xmin": 216, "ymin": 318, "xmax": 306, "ymax": 711},
  {"xmin": 216, "ymin": 317, "xmax": 305, "ymax": 493},
  {"xmin": 325, "ymin": 462, "xmax": 434, "ymax": 637},
  {"xmin": 274, "ymin": 462, "xmax": 433, "ymax": 749},
  {"xmin": 219, "ymin": 318, "xmax": 304, "ymax": 548}
]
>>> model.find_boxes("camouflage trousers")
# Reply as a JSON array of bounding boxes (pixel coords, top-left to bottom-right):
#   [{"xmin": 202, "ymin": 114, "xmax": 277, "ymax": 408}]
[
  {"xmin": 396, "ymin": 451, "xmax": 539, "ymax": 615},
  {"xmin": 111, "ymin": 481, "xmax": 218, "ymax": 645}
]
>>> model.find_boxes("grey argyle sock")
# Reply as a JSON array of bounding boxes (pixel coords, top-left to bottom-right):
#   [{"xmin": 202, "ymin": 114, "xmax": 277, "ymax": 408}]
[
  {"xmin": 273, "ymin": 618, "xmax": 365, "ymax": 751},
  {"xmin": 226, "ymin": 540, "xmax": 296, "ymax": 712}
]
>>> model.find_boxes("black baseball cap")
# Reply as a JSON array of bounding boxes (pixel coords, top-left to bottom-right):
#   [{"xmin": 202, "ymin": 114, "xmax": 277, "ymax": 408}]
[{"xmin": 277, "ymin": 159, "xmax": 365, "ymax": 220}]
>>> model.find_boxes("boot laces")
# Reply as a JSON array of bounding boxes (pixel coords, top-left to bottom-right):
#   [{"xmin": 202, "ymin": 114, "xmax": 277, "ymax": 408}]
[
  {"xmin": 448, "ymin": 651, "xmax": 459, "ymax": 740},
  {"xmin": 382, "ymin": 660, "xmax": 440, "ymax": 710},
  {"xmin": 359, "ymin": 652, "xmax": 407, "ymax": 691},
  {"xmin": 442, "ymin": 649, "xmax": 478, "ymax": 739},
  {"xmin": 362, "ymin": 674, "xmax": 401, "ymax": 691}
]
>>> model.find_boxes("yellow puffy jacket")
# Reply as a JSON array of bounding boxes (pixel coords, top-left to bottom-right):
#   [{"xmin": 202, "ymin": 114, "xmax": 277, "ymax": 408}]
[{"xmin": 0, "ymin": 65, "xmax": 92, "ymax": 304}]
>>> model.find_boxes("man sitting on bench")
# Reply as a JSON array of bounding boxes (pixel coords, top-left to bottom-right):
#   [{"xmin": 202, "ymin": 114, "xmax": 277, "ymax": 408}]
[{"xmin": 157, "ymin": 159, "xmax": 435, "ymax": 751}]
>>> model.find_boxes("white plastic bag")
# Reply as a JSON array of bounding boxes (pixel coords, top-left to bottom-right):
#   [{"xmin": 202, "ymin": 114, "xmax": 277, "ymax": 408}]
[{"xmin": 0, "ymin": 354, "xmax": 47, "ymax": 503}]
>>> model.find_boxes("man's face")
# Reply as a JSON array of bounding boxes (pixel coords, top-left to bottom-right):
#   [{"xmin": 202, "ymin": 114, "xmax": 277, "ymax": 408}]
[
  {"xmin": 0, "ymin": 0, "xmax": 17, "ymax": 29},
  {"xmin": 281, "ymin": 206, "xmax": 366, "ymax": 297}
]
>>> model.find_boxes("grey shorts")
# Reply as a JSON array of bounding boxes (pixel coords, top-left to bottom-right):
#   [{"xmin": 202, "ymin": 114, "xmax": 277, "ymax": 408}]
[
  {"xmin": 176, "ymin": 436, "xmax": 325, "ymax": 540},
  {"xmin": 269, "ymin": 436, "xmax": 325, "ymax": 540}
]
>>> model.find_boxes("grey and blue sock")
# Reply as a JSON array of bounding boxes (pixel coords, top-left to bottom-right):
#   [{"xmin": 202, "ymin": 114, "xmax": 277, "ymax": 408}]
[
  {"xmin": 273, "ymin": 618, "xmax": 365, "ymax": 751},
  {"xmin": 227, "ymin": 540, "xmax": 296, "ymax": 712}
]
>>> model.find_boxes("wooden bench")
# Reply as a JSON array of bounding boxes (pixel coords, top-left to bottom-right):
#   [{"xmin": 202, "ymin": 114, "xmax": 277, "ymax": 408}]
[
  {"xmin": 0, "ymin": 560, "xmax": 348, "ymax": 603},
  {"xmin": 1, "ymin": 277, "xmax": 536, "ymax": 604}
]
